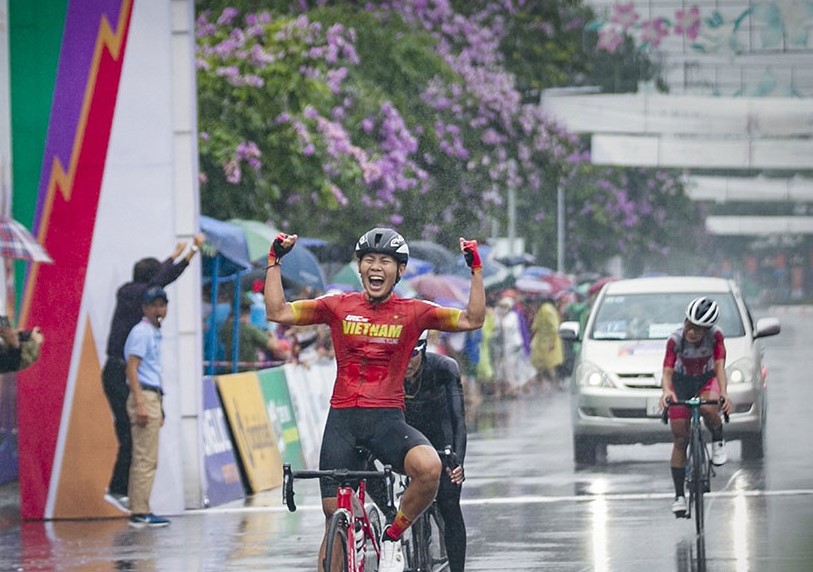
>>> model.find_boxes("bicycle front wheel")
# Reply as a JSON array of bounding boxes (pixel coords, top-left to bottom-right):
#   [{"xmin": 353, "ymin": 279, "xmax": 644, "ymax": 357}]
[
  {"xmin": 409, "ymin": 514, "xmax": 430, "ymax": 571},
  {"xmin": 324, "ymin": 511, "xmax": 350, "ymax": 572},
  {"xmin": 425, "ymin": 506, "xmax": 448, "ymax": 570},
  {"xmin": 691, "ymin": 432, "xmax": 706, "ymax": 536},
  {"xmin": 365, "ymin": 504, "xmax": 384, "ymax": 571}
]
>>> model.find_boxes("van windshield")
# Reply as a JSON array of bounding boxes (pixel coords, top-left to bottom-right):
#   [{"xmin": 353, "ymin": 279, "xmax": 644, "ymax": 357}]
[{"xmin": 589, "ymin": 292, "xmax": 745, "ymax": 341}]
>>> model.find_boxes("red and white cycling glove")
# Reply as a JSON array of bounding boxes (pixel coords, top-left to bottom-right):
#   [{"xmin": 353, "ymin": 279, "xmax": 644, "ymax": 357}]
[
  {"xmin": 460, "ymin": 238, "xmax": 482, "ymax": 273},
  {"xmin": 268, "ymin": 233, "xmax": 293, "ymax": 267}
]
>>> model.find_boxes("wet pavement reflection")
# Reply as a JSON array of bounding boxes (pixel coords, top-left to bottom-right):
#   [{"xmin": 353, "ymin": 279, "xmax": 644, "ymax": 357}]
[{"xmin": 1, "ymin": 308, "xmax": 812, "ymax": 570}]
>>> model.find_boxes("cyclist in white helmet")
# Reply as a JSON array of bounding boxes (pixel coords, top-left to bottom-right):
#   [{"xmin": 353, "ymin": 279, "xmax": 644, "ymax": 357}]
[{"xmin": 659, "ymin": 296, "xmax": 732, "ymax": 517}]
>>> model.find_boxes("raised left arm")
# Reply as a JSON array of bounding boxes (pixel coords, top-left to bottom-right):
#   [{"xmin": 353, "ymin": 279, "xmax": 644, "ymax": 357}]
[{"xmin": 456, "ymin": 238, "xmax": 485, "ymax": 330}]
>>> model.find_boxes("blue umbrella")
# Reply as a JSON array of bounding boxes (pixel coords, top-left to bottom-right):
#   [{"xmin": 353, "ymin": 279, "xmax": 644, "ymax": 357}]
[
  {"xmin": 402, "ymin": 256, "xmax": 434, "ymax": 280},
  {"xmin": 200, "ymin": 215, "xmax": 252, "ymax": 276},
  {"xmin": 278, "ymin": 244, "xmax": 326, "ymax": 293}
]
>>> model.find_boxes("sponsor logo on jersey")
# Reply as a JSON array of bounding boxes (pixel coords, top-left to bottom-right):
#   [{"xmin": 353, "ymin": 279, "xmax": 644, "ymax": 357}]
[{"xmin": 344, "ymin": 314, "xmax": 369, "ymax": 323}]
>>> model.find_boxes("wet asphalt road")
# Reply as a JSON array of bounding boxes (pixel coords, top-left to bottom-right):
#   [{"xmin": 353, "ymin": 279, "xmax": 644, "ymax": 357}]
[{"xmin": 0, "ymin": 306, "xmax": 811, "ymax": 571}]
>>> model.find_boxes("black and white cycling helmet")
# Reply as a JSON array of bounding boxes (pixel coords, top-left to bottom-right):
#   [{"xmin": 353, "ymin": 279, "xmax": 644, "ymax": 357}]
[
  {"xmin": 354, "ymin": 227, "xmax": 409, "ymax": 265},
  {"xmin": 685, "ymin": 296, "xmax": 719, "ymax": 328}
]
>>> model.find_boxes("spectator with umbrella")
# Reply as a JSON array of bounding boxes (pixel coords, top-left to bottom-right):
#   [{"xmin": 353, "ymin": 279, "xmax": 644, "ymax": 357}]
[{"xmin": 0, "ymin": 216, "xmax": 50, "ymax": 373}]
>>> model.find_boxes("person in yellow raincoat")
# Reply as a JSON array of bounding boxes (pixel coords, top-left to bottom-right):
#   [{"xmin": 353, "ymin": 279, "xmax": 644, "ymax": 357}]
[{"xmin": 530, "ymin": 296, "xmax": 564, "ymax": 390}]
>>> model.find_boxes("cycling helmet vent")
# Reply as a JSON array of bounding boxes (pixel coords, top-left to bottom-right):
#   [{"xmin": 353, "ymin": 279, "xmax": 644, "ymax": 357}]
[
  {"xmin": 685, "ymin": 296, "xmax": 719, "ymax": 328},
  {"xmin": 355, "ymin": 227, "xmax": 409, "ymax": 265}
]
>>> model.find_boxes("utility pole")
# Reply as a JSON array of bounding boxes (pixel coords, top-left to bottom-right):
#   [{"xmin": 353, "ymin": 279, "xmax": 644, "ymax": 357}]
[{"xmin": 557, "ymin": 182, "xmax": 565, "ymax": 273}]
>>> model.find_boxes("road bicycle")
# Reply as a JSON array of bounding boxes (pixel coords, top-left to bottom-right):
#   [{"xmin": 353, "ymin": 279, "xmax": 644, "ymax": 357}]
[
  {"xmin": 662, "ymin": 397, "xmax": 729, "ymax": 536},
  {"xmin": 283, "ymin": 463, "xmax": 394, "ymax": 572},
  {"xmin": 352, "ymin": 446, "xmax": 458, "ymax": 571}
]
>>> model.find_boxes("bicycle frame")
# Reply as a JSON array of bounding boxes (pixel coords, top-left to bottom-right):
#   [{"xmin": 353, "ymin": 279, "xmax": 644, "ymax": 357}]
[
  {"xmin": 283, "ymin": 464, "xmax": 394, "ymax": 572},
  {"xmin": 662, "ymin": 397, "xmax": 728, "ymax": 536},
  {"xmin": 685, "ymin": 397, "xmax": 709, "ymax": 535}
]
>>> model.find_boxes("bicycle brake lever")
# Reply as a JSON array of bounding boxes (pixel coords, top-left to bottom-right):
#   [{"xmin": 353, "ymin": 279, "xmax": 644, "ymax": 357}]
[
  {"xmin": 383, "ymin": 465, "xmax": 395, "ymax": 513},
  {"xmin": 720, "ymin": 397, "xmax": 730, "ymax": 423}
]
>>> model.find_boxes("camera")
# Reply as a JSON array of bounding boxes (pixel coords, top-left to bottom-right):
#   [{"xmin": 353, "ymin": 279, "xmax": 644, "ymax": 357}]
[
  {"xmin": 18, "ymin": 330, "xmax": 32, "ymax": 342},
  {"xmin": 0, "ymin": 316, "xmax": 9, "ymax": 328}
]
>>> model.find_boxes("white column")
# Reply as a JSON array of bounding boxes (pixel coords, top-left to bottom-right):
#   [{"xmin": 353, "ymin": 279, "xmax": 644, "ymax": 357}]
[{"xmin": 171, "ymin": 0, "xmax": 204, "ymax": 509}]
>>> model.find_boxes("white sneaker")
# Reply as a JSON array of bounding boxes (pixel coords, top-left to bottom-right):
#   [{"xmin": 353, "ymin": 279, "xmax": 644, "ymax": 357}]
[
  {"xmin": 671, "ymin": 496, "xmax": 687, "ymax": 517},
  {"xmin": 104, "ymin": 491, "xmax": 130, "ymax": 514},
  {"xmin": 379, "ymin": 533, "xmax": 404, "ymax": 572},
  {"xmin": 711, "ymin": 440, "xmax": 728, "ymax": 466}
]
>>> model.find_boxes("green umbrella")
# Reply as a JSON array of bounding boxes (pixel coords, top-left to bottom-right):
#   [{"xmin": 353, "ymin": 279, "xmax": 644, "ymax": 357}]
[
  {"xmin": 228, "ymin": 218, "xmax": 278, "ymax": 262},
  {"xmin": 330, "ymin": 262, "xmax": 363, "ymax": 289}
]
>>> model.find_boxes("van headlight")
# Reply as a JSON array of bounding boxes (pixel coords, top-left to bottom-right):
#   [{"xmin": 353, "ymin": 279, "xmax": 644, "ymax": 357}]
[
  {"xmin": 726, "ymin": 358, "xmax": 754, "ymax": 385},
  {"xmin": 575, "ymin": 362, "xmax": 616, "ymax": 388}
]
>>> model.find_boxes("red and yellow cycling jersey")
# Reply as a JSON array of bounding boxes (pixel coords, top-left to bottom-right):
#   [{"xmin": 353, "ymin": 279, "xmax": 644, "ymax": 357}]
[{"xmin": 291, "ymin": 292, "xmax": 462, "ymax": 409}]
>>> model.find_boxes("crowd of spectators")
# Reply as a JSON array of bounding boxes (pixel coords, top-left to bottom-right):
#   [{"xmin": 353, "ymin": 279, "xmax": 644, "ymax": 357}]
[
  {"xmin": 202, "ymin": 280, "xmax": 337, "ymax": 373},
  {"xmin": 199, "ymin": 262, "xmax": 614, "ymax": 420}
]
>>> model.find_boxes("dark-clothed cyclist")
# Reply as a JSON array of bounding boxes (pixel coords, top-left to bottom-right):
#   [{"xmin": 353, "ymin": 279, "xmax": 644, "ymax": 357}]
[
  {"xmin": 659, "ymin": 296, "xmax": 732, "ymax": 517},
  {"xmin": 403, "ymin": 331, "xmax": 467, "ymax": 572}
]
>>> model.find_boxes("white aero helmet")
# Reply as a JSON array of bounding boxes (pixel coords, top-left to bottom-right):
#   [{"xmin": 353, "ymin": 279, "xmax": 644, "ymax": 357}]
[
  {"xmin": 685, "ymin": 296, "xmax": 719, "ymax": 328},
  {"xmin": 413, "ymin": 330, "xmax": 428, "ymax": 355}
]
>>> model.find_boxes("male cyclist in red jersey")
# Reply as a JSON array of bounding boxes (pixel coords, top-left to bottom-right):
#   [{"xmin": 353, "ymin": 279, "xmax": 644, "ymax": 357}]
[
  {"xmin": 659, "ymin": 296, "xmax": 732, "ymax": 517},
  {"xmin": 265, "ymin": 227, "xmax": 485, "ymax": 572}
]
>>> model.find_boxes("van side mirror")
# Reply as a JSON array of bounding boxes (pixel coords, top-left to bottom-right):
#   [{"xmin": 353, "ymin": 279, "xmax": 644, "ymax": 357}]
[{"xmin": 754, "ymin": 317, "xmax": 780, "ymax": 339}]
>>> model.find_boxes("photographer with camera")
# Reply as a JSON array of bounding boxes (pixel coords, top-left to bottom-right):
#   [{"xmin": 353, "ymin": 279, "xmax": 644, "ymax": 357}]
[{"xmin": 0, "ymin": 315, "xmax": 44, "ymax": 373}]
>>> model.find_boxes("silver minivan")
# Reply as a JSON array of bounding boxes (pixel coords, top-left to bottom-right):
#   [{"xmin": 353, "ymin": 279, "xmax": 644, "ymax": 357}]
[{"xmin": 560, "ymin": 276, "xmax": 781, "ymax": 466}]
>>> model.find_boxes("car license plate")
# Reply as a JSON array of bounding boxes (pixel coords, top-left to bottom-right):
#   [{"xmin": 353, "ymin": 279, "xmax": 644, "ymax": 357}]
[{"xmin": 647, "ymin": 398, "xmax": 663, "ymax": 417}]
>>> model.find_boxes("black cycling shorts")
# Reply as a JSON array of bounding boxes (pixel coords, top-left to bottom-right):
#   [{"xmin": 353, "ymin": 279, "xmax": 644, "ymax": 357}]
[{"xmin": 318, "ymin": 407, "xmax": 432, "ymax": 498}]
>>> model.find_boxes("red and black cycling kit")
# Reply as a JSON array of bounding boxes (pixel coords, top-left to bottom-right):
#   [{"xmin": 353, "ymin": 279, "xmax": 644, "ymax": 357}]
[
  {"xmin": 291, "ymin": 292, "xmax": 461, "ymax": 409},
  {"xmin": 663, "ymin": 325, "xmax": 726, "ymax": 420}
]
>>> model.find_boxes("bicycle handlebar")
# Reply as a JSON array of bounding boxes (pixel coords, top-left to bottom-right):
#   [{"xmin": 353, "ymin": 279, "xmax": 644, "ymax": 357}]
[
  {"xmin": 282, "ymin": 463, "xmax": 394, "ymax": 512},
  {"xmin": 661, "ymin": 397, "xmax": 730, "ymax": 424}
]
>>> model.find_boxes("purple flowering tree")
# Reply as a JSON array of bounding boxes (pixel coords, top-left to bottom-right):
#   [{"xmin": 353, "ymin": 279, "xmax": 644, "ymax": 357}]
[{"xmin": 196, "ymin": 1, "xmax": 705, "ymax": 272}]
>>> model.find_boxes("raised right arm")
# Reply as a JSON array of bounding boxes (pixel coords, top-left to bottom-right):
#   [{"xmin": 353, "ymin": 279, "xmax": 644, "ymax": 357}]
[{"xmin": 264, "ymin": 233, "xmax": 298, "ymax": 325}]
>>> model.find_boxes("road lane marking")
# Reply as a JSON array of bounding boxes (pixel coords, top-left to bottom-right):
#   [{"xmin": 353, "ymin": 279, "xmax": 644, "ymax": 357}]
[{"xmin": 189, "ymin": 488, "xmax": 813, "ymax": 515}]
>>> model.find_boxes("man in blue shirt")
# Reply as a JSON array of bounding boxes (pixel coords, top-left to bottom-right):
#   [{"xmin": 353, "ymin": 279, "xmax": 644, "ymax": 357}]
[{"xmin": 124, "ymin": 287, "xmax": 171, "ymax": 528}]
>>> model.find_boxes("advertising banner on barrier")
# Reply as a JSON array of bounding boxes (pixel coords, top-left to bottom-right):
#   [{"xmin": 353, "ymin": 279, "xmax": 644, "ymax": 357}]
[
  {"xmin": 201, "ymin": 376, "xmax": 244, "ymax": 507},
  {"xmin": 215, "ymin": 372, "xmax": 282, "ymax": 493},
  {"xmin": 282, "ymin": 361, "xmax": 335, "ymax": 469},
  {"xmin": 257, "ymin": 367, "xmax": 304, "ymax": 470}
]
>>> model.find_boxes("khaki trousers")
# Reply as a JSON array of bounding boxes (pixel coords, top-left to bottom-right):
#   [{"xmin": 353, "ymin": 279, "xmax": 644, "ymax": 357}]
[{"xmin": 126, "ymin": 390, "xmax": 163, "ymax": 515}]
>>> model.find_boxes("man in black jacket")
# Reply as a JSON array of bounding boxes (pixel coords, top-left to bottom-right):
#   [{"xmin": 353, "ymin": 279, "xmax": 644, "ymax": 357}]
[{"xmin": 102, "ymin": 234, "xmax": 203, "ymax": 513}]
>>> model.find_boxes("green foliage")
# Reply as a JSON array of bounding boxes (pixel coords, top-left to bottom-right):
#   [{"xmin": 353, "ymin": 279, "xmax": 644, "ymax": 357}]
[
  {"xmin": 497, "ymin": 0, "xmax": 595, "ymax": 101},
  {"xmin": 194, "ymin": 0, "xmax": 706, "ymax": 274}
]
